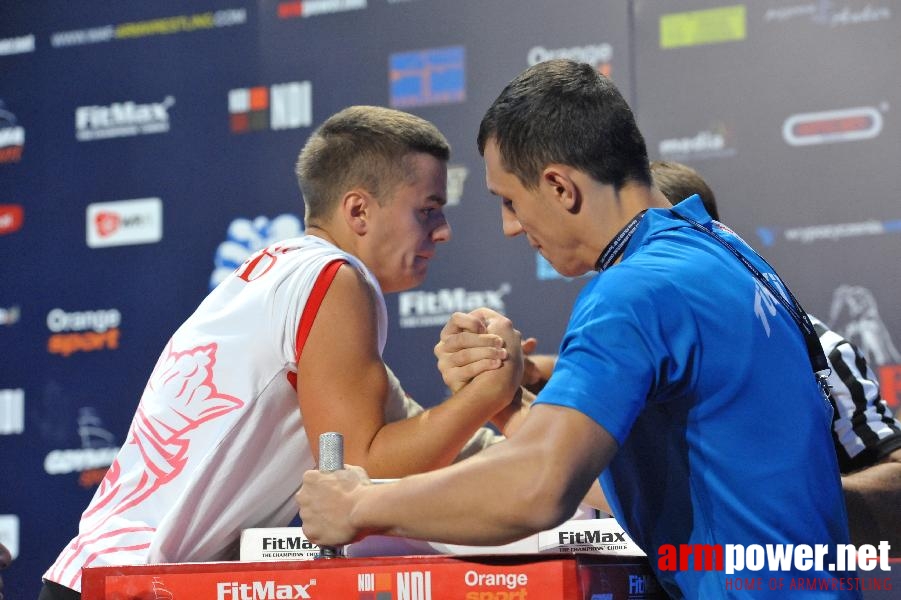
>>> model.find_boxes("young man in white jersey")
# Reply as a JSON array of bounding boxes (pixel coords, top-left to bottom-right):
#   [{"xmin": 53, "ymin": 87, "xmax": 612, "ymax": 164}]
[{"xmin": 39, "ymin": 106, "xmax": 522, "ymax": 600}]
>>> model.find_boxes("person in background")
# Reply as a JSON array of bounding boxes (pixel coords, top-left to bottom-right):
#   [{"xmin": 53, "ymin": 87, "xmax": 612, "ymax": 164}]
[
  {"xmin": 297, "ymin": 60, "xmax": 859, "ymax": 598},
  {"xmin": 39, "ymin": 106, "xmax": 521, "ymax": 600},
  {"xmin": 0, "ymin": 542, "xmax": 11, "ymax": 600}
]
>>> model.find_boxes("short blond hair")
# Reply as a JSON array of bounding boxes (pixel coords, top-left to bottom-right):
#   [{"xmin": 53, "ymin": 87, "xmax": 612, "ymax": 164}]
[{"xmin": 296, "ymin": 106, "xmax": 450, "ymax": 223}]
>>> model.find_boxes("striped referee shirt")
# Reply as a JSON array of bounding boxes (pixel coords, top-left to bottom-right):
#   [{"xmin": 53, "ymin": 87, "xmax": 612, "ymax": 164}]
[{"xmin": 810, "ymin": 314, "xmax": 901, "ymax": 473}]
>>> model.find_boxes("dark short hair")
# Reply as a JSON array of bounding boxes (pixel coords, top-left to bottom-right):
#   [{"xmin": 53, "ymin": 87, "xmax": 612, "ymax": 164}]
[
  {"xmin": 296, "ymin": 105, "xmax": 450, "ymax": 223},
  {"xmin": 649, "ymin": 160, "xmax": 720, "ymax": 220},
  {"xmin": 477, "ymin": 59, "xmax": 651, "ymax": 190}
]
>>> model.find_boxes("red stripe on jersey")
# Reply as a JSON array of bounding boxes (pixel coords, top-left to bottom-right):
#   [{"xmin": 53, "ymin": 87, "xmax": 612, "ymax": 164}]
[{"xmin": 287, "ymin": 259, "xmax": 347, "ymax": 388}]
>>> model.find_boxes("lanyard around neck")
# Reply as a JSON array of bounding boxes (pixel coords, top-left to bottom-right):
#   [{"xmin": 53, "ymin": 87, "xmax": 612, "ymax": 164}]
[
  {"xmin": 669, "ymin": 211, "xmax": 830, "ymax": 379},
  {"xmin": 594, "ymin": 210, "xmax": 647, "ymax": 272}
]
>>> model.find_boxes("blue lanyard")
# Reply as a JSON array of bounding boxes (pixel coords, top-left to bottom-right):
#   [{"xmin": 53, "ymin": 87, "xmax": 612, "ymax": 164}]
[{"xmin": 670, "ymin": 211, "xmax": 831, "ymax": 384}]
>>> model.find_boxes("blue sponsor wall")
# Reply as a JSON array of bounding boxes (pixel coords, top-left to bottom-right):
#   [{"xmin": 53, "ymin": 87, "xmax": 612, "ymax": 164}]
[{"xmin": 0, "ymin": 1, "xmax": 899, "ymax": 597}]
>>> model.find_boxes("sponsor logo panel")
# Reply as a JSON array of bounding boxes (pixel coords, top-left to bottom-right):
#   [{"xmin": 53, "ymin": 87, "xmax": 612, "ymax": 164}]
[
  {"xmin": 229, "ymin": 82, "xmax": 312, "ymax": 133},
  {"xmin": 210, "ymin": 214, "xmax": 304, "ymax": 289},
  {"xmin": 782, "ymin": 106, "xmax": 885, "ymax": 147},
  {"xmin": 755, "ymin": 216, "xmax": 901, "ymax": 247},
  {"xmin": 44, "ymin": 407, "xmax": 120, "ymax": 487},
  {"xmin": 527, "ymin": 43, "xmax": 613, "ymax": 78},
  {"xmin": 398, "ymin": 284, "xmax": 510, "ymax": 329},
  {"xmin": 660, "ymin": 5, "xmax": 747, "ymax": 49},
  {"xmin": 0, "ymin": 389, "xmax": 24, "ymax": 435},
  {"xmin": 389, "ymin": 46, "xmax": 465, "ymax": 108},
  {"xmin": 0, "ymin": 515, "xmax": 19, "ymax": 559},
  {"xmin": 0, "ymin": 305, "xmax": 21, "ymax": 326},
  {"xmin": 278, "ymin": 0, "xmax": 367, "ymax": 18},
  {"xmin": 86, "ymin": 198, "xmax": 163, "ymax": 248},
  {"xmin": 46, "ymin": 307, "xmax": 122, "ymax": 357},
  {"xmin": 446, "ymin": 166, "xmax": 467, "ymax": 207},
  {"xmin": 76, "ymin": 97, "xmax": 174, "ymax": 142},
  {"xmin": 0, "ymin": 204, "xmax": 24, "ymax": 235},
  {"xmin": 764, "ymin": 1, "xmax": 892, "ymax": 27},
  {"xmin": 0, "ymin": 34, "xmax": 35, "ymax": 56},
  {"xmin": 50, "ymin": 9, "xmax": 247, "ymax": 48},
  {"xmin": 658, "ymin": 124, "xmax": 737, "ymax": 161},
  {"xmin": 0, "ymin": 101, "xmax": 25, "ymax": 163}
]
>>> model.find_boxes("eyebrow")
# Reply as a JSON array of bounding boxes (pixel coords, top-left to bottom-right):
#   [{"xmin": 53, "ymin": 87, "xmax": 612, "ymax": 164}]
[{"xmin": 426, "ymin": 194, "xmax": 448, "ymax": 207}]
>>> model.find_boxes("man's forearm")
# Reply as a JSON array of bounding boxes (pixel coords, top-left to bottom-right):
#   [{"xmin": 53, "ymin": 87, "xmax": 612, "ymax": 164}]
[
  {"xmin": 363, "ymin": 380, "xmax": 516, "ymax": 477},
  {"xmin": 351, "ymin": 436, "xmax": 576, "ymax": 545}
]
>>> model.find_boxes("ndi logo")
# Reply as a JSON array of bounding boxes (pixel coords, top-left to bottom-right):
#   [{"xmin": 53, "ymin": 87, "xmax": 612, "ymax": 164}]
[
  {"xmin": 228, "ymin": 82, "xmax": 312, "ymax": 133},
  {"xmin": 398, "ymin": 284, "xmax": 511, "ymax": 329},
  {"xmin": 397, "ymin": 571, "xmax": 431, "ymax": 600},
  {"xmin": 0, "ymin": 389, "xmax": 24, "ymax": 435}
]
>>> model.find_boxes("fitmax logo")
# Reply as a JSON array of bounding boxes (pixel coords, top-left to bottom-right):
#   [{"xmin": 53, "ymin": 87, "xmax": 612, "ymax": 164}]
[
  {"xmin": 398, "ymin": 284, "xmax": 511, "ymax": 328},
  {"xmin": 558, "ymin": 531, "xmax": 626, "ymax": 544},
  {"xmin": 216, "ymin": 580, "xmax": 316, "ymax": 600},
  {"xmin": 76, "ymin": 97, "xmax": 174, "ymax": 141}
]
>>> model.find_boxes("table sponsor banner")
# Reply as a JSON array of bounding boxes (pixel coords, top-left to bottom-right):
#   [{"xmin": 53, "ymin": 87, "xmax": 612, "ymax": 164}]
[{"xmin": 82, "ymin": 553, "xmax": 664, "ymax": 599}]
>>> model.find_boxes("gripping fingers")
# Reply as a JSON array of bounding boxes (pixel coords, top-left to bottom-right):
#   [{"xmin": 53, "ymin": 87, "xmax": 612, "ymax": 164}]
[{"xmin": 440, "ymin": 312, "xmax": 487, "ymax": 338}]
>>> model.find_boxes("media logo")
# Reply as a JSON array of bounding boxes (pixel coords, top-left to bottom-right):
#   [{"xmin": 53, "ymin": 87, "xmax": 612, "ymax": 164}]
[
  {"xmin": 76, "ymin": 96, "xmax": 174, "ymax": 141},
  {"xmin": 446, "ymin": 165, "xmax": 467, "ymax": 207},
  {"xmin": 278, "ymin": 0, "xmax": 367, "ymax": 18},
  {"xmin": 46, "ymin": 307, "xmax": 121, "ymax": 357},
  {"xmin": 764, "ymin": 1, "xmax": 891, "ymax": 27},
  {"xmin": 86, "ymin": 198, "xmax": 163, "ymax": 248},
  {"xmin": 398, "ymin": 283, "xmax": 510, "ymax": 329},
  {"xmin": 527, "ymin": 43, "xmax": 613, "ymax": 78},
  {"xmin": 229, "ymin": 82, "xmax": 312, "ymax": 133},
  {"xmin": 390, "ymin": 46, "xmax": 465, "ymax": 108},
  {"xmin": 0, "ymin": 389, "xmax": 24, "ymax": 435},
  {"xmin": 0, "ymin": 515, "xmax": 18, "ymax": 560},
  {"xmin": 782, "ymin": 106, "xmax": 884, "ymax": 146},
  {"xmin": 658, "ymin": 124, "xmax": 737, "ymax": 161},
  {"xmin": 0, "ymin": 305, "xmax": 20, "ymax": 326},
  {"xmin": 0, "ymin": 34, "xmax": 35, "ymax": 56},
  {"xmin": 0, "ymin": 204, "xmax": 24, "ymax": 235},
  {"xmin": 0, "ymin": 101, "xmax": 25, "ymax": 163},
  {"xmin": 210, "ymin": 214, "xmax": 304, "ymax": 289},
  {"xmin": 660, "ymin": 5, "xmax": 747, "ymax": 49}
]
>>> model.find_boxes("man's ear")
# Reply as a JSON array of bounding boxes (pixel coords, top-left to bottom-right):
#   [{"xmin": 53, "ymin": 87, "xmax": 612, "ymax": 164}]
[
  {"xmin": 341, "ymin": 189, "xmax": 373, "ymax": 235},
  {"xmin": 542, "ymin": 166, "xmax": 580, "ymax": 213}
]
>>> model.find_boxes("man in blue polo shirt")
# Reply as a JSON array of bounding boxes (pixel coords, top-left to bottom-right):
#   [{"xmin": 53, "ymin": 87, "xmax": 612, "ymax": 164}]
[{"xmin": 297, "ymin": 60, "xmax": 861, "ymax": 598}]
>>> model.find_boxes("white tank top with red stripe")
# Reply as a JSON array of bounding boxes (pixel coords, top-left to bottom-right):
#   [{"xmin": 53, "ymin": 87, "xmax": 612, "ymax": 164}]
[{"xmin": 45, "ymin": 235, "xmax": 388, "ymax": 591}]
